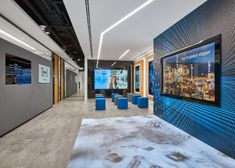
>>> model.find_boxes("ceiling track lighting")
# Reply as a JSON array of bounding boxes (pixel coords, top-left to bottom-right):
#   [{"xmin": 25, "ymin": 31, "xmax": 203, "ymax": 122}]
[
  {"xmin": 96, "ymin": 0, "xmax": 154, "ymax": 68},
  {"xmin": 0, "ymin": 29, "xmax": 36, "ymax": 51},
  {"xmin": 111, "ymin": 61, "xmax": 117, "ymax": 66},
  {"xmin": 119, "ymin": 49, "xmax": 130, "ymax": 60}
]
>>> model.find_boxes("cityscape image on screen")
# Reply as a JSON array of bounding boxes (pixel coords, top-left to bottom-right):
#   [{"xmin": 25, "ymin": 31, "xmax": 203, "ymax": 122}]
[
  {"xmin": 162, "ymin": 42, "xmax": 216, "ymax": 102},
  {"xmin": 94, "ymin": 69, "xmax": 128, "ymax": 89}
]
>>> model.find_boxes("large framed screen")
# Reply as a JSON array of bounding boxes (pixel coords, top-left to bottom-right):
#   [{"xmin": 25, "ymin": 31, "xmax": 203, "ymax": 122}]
[
  {"xmin": 135, "ymin": 66, "xmax": 140, "ymax": 92},
  {"xmin": 5, "ymin": 54, "xmax": 32, "ymax": 85},
  {"xmin": 94, "ymin": 69, "xmax": 128, "ymax": 89},
  {"xmin": 161, "ymin": 35, "xmax": 221, "ymax": 106}
]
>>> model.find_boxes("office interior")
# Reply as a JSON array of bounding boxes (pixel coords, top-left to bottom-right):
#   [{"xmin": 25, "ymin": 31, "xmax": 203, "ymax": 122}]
[{"xmin": 0, "ymin": 0, "xmax": 235, "ymax": 168}]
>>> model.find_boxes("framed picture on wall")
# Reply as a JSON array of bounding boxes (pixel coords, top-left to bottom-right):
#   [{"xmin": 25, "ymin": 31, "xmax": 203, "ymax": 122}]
[
  {"xmin": 5, "ymin": 54, "xmax": 32, "ymax": 85},
  {"xmin": 135, "ymin": 65, "xmax": 140, "ymax": 92},
  {"xmin": 39, "ymin": 64, "xmax": 50, "ymax": 84}
]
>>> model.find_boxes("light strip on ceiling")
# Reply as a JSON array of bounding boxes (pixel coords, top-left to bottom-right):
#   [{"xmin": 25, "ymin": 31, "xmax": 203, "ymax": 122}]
[
  {"xmin": 119, "ymin": 49, "xmax": 130, "ymax": 60},
  {"xmin": 111, "ymin": 61, "xmax": 117, "ymax": 66},
  {"xmin": 96, "ymin": 0, "xmax": 154, "ymax": 67},
  {"xmin": 0, "ymin": 29, "xmax": 36, "ymax": 51},
  {"xmin": 133, "ymin": 47, "xmax": 152, "ymax": 60}
]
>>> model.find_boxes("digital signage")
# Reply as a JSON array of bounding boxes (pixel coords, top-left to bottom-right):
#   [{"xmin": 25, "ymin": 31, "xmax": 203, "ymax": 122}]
[
  {"xmin": 94, "ymin": 69, "xmax": 128, "ymax": 89},
  {"xmin": 5, "ymin": 54, "xmax": 31, "ymax": 85},
  {"xmin": 135, "ymin": 66, "xmax": 140, "ymax": 92},
  {"xmin": 161, "ymin": 35, "xmax": 221, "ymax": 106}
]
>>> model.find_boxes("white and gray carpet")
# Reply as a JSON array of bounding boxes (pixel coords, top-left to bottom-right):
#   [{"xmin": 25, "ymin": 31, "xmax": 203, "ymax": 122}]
[{"xmin": 67, "ymin": 115, "xmax": 235, "ymax": 168}]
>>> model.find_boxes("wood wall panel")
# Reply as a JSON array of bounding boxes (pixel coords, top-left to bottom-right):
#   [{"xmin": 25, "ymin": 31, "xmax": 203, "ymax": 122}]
[
  {"xmin": 60, "ymin": 59, "xmax": 65, "ymax": 100},
  {"xmin": 134, "ymin": 60, "xmax": 144, "ymax": 96},
  {"xmin": 53, "ymin": 54, "xmax": 59, "ymax": 104}
]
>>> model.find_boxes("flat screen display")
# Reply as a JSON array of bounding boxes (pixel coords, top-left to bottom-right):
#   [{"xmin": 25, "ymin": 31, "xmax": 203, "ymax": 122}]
[
  {"xmin": 161, "ymin": 35, "xmax": 221, "ymax": 106},
  {"xmin": 39, "ymin": 64, "xmax": 50, "ymax": 84},
  {"xmin": 5, "ymin": 54, "xmax": 31, "ymax": 85},
  {"xmin": 148, "ymin": 60, "xmax": 154, "ymax": 95},
  {"xmin": 94, "ymin": 69, "xmax": 128, "ymax": 89},
  {"xmin": 135, "ymin": 66, "xmax": 140, "ymax": 92}
]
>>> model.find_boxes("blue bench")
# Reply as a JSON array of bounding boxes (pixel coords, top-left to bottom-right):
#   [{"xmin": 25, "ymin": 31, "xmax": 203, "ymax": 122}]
[
  {"xmin": 111, "ymin": 93, "xmax": 119, "ymax": 102},
  {"xmin": 137, "ymin": 97, "xmax": 148, "ymax": 108},
  {"xmin": 132, "ymin": 95, "xmax": 141, "ymax": 105},
  {"xmin": 96, "ymin": 98, "xmax": 106, "ymax": 110},
  {"xmin": 117, "ymin": 97, "xmax": 128, "ymax": 109}
]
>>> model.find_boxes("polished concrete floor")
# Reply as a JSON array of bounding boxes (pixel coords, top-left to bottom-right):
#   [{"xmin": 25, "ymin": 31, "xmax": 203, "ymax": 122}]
[{"xmin": 0, "ymin": 93, "xmax": 153, "ymax": 168}]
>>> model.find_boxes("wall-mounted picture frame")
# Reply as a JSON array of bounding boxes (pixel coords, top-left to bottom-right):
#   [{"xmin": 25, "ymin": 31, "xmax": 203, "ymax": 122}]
[{"xmin": 39, "ymin": 64, "xmax": 50, "ymax": 84}]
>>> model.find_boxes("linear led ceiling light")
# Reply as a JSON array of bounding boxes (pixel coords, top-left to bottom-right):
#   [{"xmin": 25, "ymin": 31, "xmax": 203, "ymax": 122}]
[
  {"xmin": 0, "ymin": 29, "xmax": 36, "ymax": 51},
  {"xmin": 119, "ymin": 49, "xmax": 130, "ymax": 60},
  {"xmin": 96, "ymin": 0, "xmax": 154, "ymax": 67},
  {"xmin": 111, "ymin": 61, "xmax": 117, "ymax": 66}
]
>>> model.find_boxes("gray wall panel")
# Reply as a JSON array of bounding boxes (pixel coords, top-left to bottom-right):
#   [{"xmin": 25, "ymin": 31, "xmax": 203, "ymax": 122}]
[
  {"xmin": 66, "ymin": 69, "xmax": 77, "ymax": 97},
  {"xmin": 0, "ymin": 38, "xmax": 53, "ymax": 136}
]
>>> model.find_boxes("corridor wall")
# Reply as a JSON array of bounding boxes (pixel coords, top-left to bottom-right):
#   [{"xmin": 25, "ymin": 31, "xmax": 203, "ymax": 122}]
[
  {"xmin": 0, "ymin": 38, "xmax": 53, "ymax": 136},
  {"xmin": 66, "ymin": 69, "xmax": 77, "ymax": 97},
  {"xmin": 153, "ymin": 0, "xmax": 235, "ymax": 158}
]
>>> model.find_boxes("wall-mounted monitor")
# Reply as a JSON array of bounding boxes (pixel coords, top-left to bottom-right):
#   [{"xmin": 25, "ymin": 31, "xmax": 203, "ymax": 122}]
[
  {"xmin": 160, "ymin": 35, "xmax": 221, "ymax": 106},
  {"xmin": 5, "ymin": 54, "xmax": 32, "ymax": 85},
  {"xmin": 135, "ymin": 66, "xmax": 140, "ymax": 92},
  {"xmin": 94, "ymin": 69, "xmax": 128, "ymax": 89},
  {"xmin": 39, "ymin": 64, "xmax": 50, "ymax": 84},
  {"xmin": 148, "ymin": 60, "xmax": 154, "ymax": 95}
]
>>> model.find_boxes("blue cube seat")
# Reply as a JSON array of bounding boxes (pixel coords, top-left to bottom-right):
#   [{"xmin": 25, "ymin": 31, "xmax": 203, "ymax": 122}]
[
  {"xmin": 117, "ymin": 97, "xmax": 128, "ymax": 109},
  {"xmin": 111, "ymin": 93, "xmax": 119, "ymax": 102},
  {"xmin": 114, "ymin": 95, "xmax": 123, "ymax": 105},
  {"xmin": 96, "ymin": 98, "xmax": 106, "ymax": 110},
  {"xmin": 137, "ymin": 97, "xmax": 148, "ymax": 108},
  {"xmin": 132, "ymin": 95, "xmax": 141, "ymax": 105},
  {"xmin": 96, "ymin": 95, "xmax": 104, "ymax": 98}
]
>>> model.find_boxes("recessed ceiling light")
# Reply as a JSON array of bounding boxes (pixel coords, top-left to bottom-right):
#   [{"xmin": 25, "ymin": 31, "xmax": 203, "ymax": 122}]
[
  {"xmin": 96, "ymin": 0, "xmax": 154, "ymax": 67},
  {"xmin": 119, "ymin": 49, "xmax": 130, "ymax": 60},
  {"xmin": 0, "ymin": 29, "xmax": 36, "ymax": 51}
]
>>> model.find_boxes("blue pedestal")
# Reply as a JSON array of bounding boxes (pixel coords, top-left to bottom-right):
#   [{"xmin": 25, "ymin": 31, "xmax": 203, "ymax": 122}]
[
  {"xmin": 137, "ymin": 97, "xmax": 148, "ymax": 108},
  {"xmin": 112, "ymin": 93, "xmax": 119, "ymax": 102},
  {"xmin": 117, "ymin": 97, "xmax": 128, "ymax": 109},
  {"xmin": 132, "ymin": 95, "xmax": 141, "ymax": 105},
  {"xmin": 96, "ymin": 98, "xmax": 106, "ymax": 110}
]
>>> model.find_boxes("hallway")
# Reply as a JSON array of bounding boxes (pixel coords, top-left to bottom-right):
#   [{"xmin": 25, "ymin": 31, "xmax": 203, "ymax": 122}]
[{"xmin": 0, "ymin": 94, "xmax": 152, "ymax": 168}]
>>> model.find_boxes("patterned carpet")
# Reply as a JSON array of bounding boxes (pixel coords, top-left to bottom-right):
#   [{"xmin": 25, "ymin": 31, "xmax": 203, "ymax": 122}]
[{"xmin": 68, "ymin": 115, "xmax": 235, "ymax": 168}]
